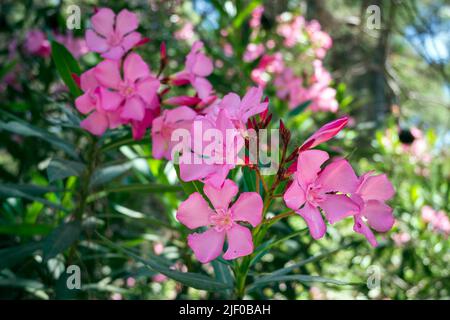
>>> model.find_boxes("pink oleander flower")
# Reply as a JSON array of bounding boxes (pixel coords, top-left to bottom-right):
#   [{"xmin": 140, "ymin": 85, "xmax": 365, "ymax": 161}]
[
  {"xmin": 152, "ymin": 106, "xmax": 197, "ymax": 160},
  {"xmin": 218, "ymin": 86, "xmax": 268, "ymax": 131},
  {"xmin": 94, "ymin": 52, "xmax": 160, "ymax": 122},
  {"xmin": 351, "ymin": 172, "xmax": 395, "ymax": 246},
  {"xmin": 25, "ymin": 30, "xmax": 51, "ymax": 57},
  {"xmin": 86, "ymin": 8, "xmax": 142, "ymax": 60},
  {"xmin": 176, "ymin": 179, "xmax": 263, "ymax": 263},
  {"xmin": 243, "ymin": 43, "xmax": 265, "ymax": 62},
  {"xmin": 174, "ymin": 21, "xmax": 195, "ymax": 41},
  {"xmin": 299, "ymin": 116, "xmax": 349, "ymax": 151},
  {"xmin": 223, "ymin": 43, "xmax": 234, "ymax": 57},
  {"xmin": 173, "ymin": 41, "xmax": 213, "ymax": 86},
  {"xmin": 284, "ymin": 151, "xmax": 360, "ymax": 239},
  {"xmin": 178, "ymin": 109, "xmax": 244, "ymax": 188},
  {"xmin": 75, "ymin": 68, "xmax": 124, "ymax": 136}
]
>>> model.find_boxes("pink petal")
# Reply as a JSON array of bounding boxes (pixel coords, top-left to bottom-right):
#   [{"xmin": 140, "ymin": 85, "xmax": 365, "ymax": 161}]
[
  {"xmin": 192, "ymin": 53, "xmax": 213, "ymax": 77},
  {"xmin": 193, "ymin": 77, "xmax": 213, "ymax": 99},
  {"xmin": 179, "ymin": 161, "xmax": 217, "ymax": 184},
  {"xmin": 188, "ymin": 229, "xmax": 225, "ymax": 263},
  {"xmin": 283, "ymin": 180, "xmax": 306, "ymax": 210},
  {"xmin": 300, "ymin": 116, "xmax": 348, "ymax": 151},
  {"xmin": 121, "ymin": 96, "xmax": 145, "ymax": 121},
  {"xmin": 358, "ymin": 173, "xmax": 395, "ymax": 202},
  {"xmin": 99, "ymin": 87, "xmax": 123, "ymax": 111},
  {"xmin": 95, "ymin": 60, "xmax": 121, "ymax": 89},
  {"xmin": 165, "ymin": 95, "xmax": 201, "ymax": 106},
  {"xmin": 115, "ymin": 9, "xmax": 139, "ymax": 38},
  {"xmin": 75, "ymin": 92, "xmax": 96, "ymax": 114},
  {"xmin": 85, "ymin": 29, "xmax": 109, "ymax": 53},
  {"xmin": 220, "ymin": 93, "xmax": 241, "ymax": 119},
  {"xmin": 152, "ymin": 134, "xmax": 166, "ymax": 159},
  {"xmin": 202, "ymin": 165, "xmax": 232, "ymax": 189},
  {"xmin": 353, "ymin": 215, "xmax": 378, "ymax": 247},
  {"xmin": 296, "ymin": 149, "xmax": 329, "ymax": 187},
  {"xmin": 317, "ymin": 159, "xmax": 359, "ymax": 194},
  {"xmin": 91, "ymin": 8, "xmax": 115, "ymax": 37},
  {"xmin": 296, "ymin": 203, "xmax": 326, "ymax": 239},
  {"xmin": 135, "ymin": 78, "xmax": 159, "ymax": 103},
  {"xmin": 240, "ymin": 86, "xmax": 267, "ymax": 122},
  {"xmin": 223, "ymin": 224, "xmax": 253, "ymax": 260},
  {"xmin": 204, "ymin": 179, "xmax": 238, "ymax": 211},
  {"xmin": 106, "ymin": 110, "xmax": 123, "ymax": 129},
  {"xmin": 79, "ymin": 69, "xmax": 98, "ymax": 92},
  {"xmin": 101, "ymin": 46, "xmax": 125, "ymax": 60},
  {"xmin": 176, "ymin": 192, "xmax": 214, "ymax": 229},
  {"xmin": 121, "ymin": 32, "xmax": 142, "ymax": 51},
  {"xmin": 165, "ymin": 106, "xmax": 197, "ymax": 123},
  {"xmin": 321, "ymin": 194, "xmax": 359, "ymax": 224},
  {"xmin": 231, "ymin": 192, "xmax": 263, "ymax": 227},
  {"xmin": 363, "ymin": 200, "xmax": 394, "ymax": 232},
  {"xmin": 124, "ymin": 53, "xmax": 150, "ymax": 83},
  {"xmin": 80, "ymin": 111, "xmax": 108, "ymax": 136}
]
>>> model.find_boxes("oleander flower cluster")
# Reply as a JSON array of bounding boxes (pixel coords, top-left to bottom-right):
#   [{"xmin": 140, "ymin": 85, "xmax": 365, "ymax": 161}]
[{"xmin": 68, "ymin": 7, "xmax": 395, "ymax": 264}]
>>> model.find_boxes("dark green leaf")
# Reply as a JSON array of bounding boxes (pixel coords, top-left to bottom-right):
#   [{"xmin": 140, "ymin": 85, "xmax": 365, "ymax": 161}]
[
  {"xmin": 43, "ymin": 220, "xmax": 82, "ymax": 262},
  {"xmin": 0, "ymin": 184, "xmax": 67, "ymax": 211},
  {"xmin": 288, "ymin": 100, "xmax": 312, "ymax": 117},
  {"xmin": 0, "ymin": 242, "xmax": 43, "ymax": 269},
  {"xmin": 47, "ymin": 158, "xmax": 86, "ymax": 182},
  {"xmin": 89, "ymin": 163, "xmax": 133, "ymax": 188},
  {"xmin": 51, "ymin": 40, "xmax": 82, "ymax": 97}
]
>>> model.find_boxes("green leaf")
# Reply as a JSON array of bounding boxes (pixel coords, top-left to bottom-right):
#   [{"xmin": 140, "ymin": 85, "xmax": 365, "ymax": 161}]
[
  {"xmin": 0, "ymin": 184, "xmax": 67, "ymax": 211},
  {"xmin": 51, "ymin": 40, "xmax": 82, "ymax": 97},
  {"xmin": 0, "ymin": 118, "xmax": 79, "ymax": 159},
  {"xmin": 288, "ymin": 100, "xmax": 312, "ymax": 117},
  {"xmin": 0, "ymin": 223, "xmax": 53, "ymax": 236},
  {"xmin": 0, "ymin": 60, "xmax": 17, "ymax": 81},
  {"xmin": 249, "ymin": 275, "xmax": 352, "ymax": 291},
  {"xmin": 101, "ymin": 183, "xmax": 182, "ymax": 194},
  {"xmin": 0, "ymin": 277, "xmax": 44, "ymax": 290},
  {"xmin": 212, "ymin": 260, "xmax": 234, "ymax": 298},
  {"xmin": 232, "ymin": 0, "xmax": 262, "ymax": 29},
  {"xmin": 89, "ymin": 163, "xmax": 133, "ymax": 188},
  {"xmin": 47, "ymin": 158, "xmax": 86, "ymax": 182},
  {"xmin": 0, "ymin": 241, "xmax": 43, "ymax": 269},
  {"xmin": 43, "ymin": 220, "xmax": 82, "ymax": 262},
  {"xmin": 242, "ymin": 166, "xmax": 256, "ymax": 192},
  {"xmin": 99, "ymin": 233, "xmax": 232, "ymax": 292},
  {"xmin": 173, "ymin": 163, "xmax": 204, "ymax": 196}
]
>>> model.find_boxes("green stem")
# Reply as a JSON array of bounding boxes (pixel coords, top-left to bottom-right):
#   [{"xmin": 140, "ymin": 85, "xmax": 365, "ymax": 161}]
[{"xmin": 74, "ymin": 137, "xmax": 98, "ymax": 220}]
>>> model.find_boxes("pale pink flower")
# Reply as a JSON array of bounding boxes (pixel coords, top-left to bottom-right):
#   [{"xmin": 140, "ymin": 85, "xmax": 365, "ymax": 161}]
[
  {"xmin": 223, "ymin": 43, "xmax": 234, "ymax": 57},
  {"xmin": 25, "ymin": 30, "xmax": 51, "ymax": 57},
  {"xmin": 126, "ymin": 277, "xmax": 136, "ymax": 287},
  {"xmin": 306, "ymin": 20, "xmax": 332, "ymax": 59},
  {"xmin": 86, "ymin": 8, "xmax": 142, "ymax": 60},
  {"xmin": 243, "ymin": 43, "xmax": 265, "ymax": 62},
  {"xmin": 151, "ymin": 106, "xmax": 197, "ymax": 160},
  {"xmin": 174, "ymin": 22, "xmax": 195, "ymax": 41},
  {"xmin": 176, "ymin": 179, "xmax": 263, "ymax": 263},
  {"xmin": 251, "ymin": 53, "xmax": 284, "ymax": 86},
  {"xmin": 250, "ymin": 5, "xmax": 264, "ymax": 28},
  {"xmin": 274, "ymin": 68, "xmax": 302, "ymax": 102},
  {"xmin": 351, "ymin": 172, "xmax": 395, "ymax": 246},
  {"xmin": 152, "ymin": 274, "xmax": 168, "ymax": 283},
  {"xmin": 284, "ymin": 151, "xmax": 360, "ymax": 239},
  {"xmin": 421, "ymin": 206, "xmax": 450, "ymax": 236},
  {"xmin": 111, "ymin": 293, "xmax": 122, "ymax": 300},
  {"xmin": 277, "ymin": 16, "xmax": 305, "ymax": 47},
  {"xmin": 94, "ymin": 52, "xmax": 160, "ymax": 122},
  {"xmin": 391, "ymin": 232, "xmax": 411, "ymax": 246}
]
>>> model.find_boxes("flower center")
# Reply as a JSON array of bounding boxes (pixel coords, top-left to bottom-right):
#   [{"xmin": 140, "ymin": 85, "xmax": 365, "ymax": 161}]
[
  {"xmin": 107, "ymin": 32, "xmax": 122, "ymax": 47},
  {"xmin": 210, "ymin": 208, "xmax": 234, "ymax": 232},
  {"xmin": 119, "ymin": 82, "xmax": 135, "ymax": 97},
  {"xmin": 306, "ymin": 183, "xmax": 325, "ymax": 206}
]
